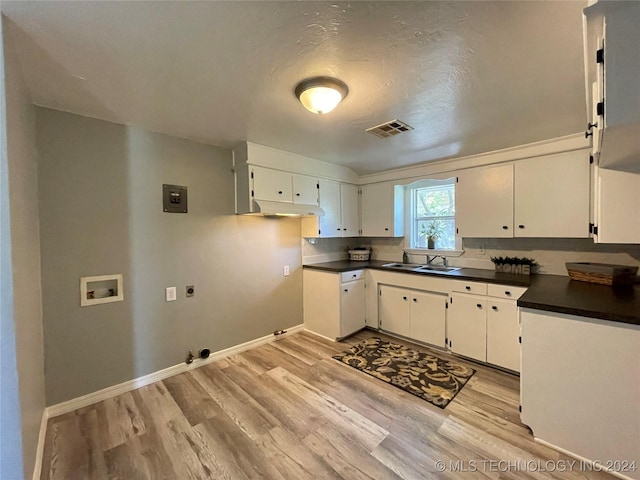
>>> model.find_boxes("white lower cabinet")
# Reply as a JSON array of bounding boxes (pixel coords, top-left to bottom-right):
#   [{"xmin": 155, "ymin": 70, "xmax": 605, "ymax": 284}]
[
  {"xmin": 303, "ymin": 269, "xmax": 365, "ymax": 340},
  {"xmin": 520, "ymin": 309, "xmax": 640, "ymax": 479},
  {"xmin": 448, "ymin": 280, "xmax": 526, "ymax": 371},
  {"xmin": 448, "ymin": 292, "xmax": 487, "ymax": 361},
  {"xmin": 379, "ymin": 285, "xmax": 446, "ymax": 348}
]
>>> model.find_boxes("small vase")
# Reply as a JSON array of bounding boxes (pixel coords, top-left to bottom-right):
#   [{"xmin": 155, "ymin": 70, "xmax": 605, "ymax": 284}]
[{"xmin": 427, "ymin": 237, "xmax": 435, "ymax": 249}]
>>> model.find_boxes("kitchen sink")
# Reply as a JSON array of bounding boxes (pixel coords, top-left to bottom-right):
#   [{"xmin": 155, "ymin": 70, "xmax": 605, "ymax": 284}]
[
  {"xmin": 381, "ymin": 263, "xmax": 460, "ymax": 273},
  {"xmin": 414, "ymin": 265, "xmax": 460, "ymax": 272}
]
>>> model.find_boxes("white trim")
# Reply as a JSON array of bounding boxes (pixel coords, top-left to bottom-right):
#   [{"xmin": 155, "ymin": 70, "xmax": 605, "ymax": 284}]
[
  {"xmin": 32, "ymin": 410, "xmax": 48, "ymax": 480},
  {"xmin": 45, "ymin": 324, "xmax": 304, "ymax": 419},
  {"xmin": 302, "ymin": 328, "xmax": 337, "ymax": 343},
  {"xmin": 358, "ymin": 133, "xmax": 590, "ymax": 185},
  {"xmin": 533, "ymin": 438, "xmax": 636, "ymax": 480}
]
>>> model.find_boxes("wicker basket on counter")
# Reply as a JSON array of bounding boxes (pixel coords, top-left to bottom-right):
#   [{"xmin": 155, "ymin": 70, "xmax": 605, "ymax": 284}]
[
  {"xmin": 566, "ymin": 262, "xmax": 638, "ymax": 286},
  {"xmin": 348, "ymin": 249, "xmax": 371, "ymax": 261}
]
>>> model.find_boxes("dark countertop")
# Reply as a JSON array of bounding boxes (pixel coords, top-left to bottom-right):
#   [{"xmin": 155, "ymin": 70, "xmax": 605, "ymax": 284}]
[
  {"xmin": 518, "ymin": 274, "xmax": 640, "ymax": 325},
  {"xmin": 303, "ymin": 260, "xmax": 640, "ymax": 326},
  {"xmin": 303, "ymin": 260, "xmax": 532, "ymax": 286}
]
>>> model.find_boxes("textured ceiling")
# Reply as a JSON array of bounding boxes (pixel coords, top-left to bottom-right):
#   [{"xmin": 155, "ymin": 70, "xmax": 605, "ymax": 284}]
[{"xmin": 2, "ymin": 1, "xmax": 587, "ymax": 175}]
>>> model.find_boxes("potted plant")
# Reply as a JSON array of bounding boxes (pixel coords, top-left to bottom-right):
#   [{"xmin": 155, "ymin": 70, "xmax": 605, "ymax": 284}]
[
  {"xmin": 420, "ymin": 220, "xmax": 445, "ymax": 249},
  {"xmin": 491, "ymin": 256, "xmax": 538, "ymax": 275}
]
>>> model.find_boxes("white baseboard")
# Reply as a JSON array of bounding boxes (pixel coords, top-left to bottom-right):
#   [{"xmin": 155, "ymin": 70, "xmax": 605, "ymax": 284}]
[
  {"xmin": 302, "ymin": 328, "xmax": 337, "ymax": 343},
  {"xmin": 32, "ymin": 409, "xmax": 48, "ymax": 480},
  {"xmin": 534, "ymin": 438, "xmax": 636, "ymax": 480},
  {"xmin": 45, "ymin": 324, "xmax": 304, "ymax": 419}
]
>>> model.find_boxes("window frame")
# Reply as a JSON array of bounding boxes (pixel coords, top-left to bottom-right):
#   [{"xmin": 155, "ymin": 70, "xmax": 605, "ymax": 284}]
[{"xmin": 403, "ymin": 177, "xmax": 463, "ymax": 255}]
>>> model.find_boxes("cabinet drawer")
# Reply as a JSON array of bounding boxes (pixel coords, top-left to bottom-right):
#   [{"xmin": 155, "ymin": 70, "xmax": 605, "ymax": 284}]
[
  {"xmin": 487, "ymin": 284, "xmax": 527, "ymax": 300},
  {"xmin": 341, "ymin": 270, "xmax": 365, "ymax": 283},
  {"xmin": 451, "ymin": 280, "xmax": 487, "ymax": 295}
]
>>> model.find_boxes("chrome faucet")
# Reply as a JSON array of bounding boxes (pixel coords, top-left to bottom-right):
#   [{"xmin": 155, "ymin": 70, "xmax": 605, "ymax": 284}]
[{"xmin": 426, "ymin": 255, "xmax": 448, "ymax": 267}]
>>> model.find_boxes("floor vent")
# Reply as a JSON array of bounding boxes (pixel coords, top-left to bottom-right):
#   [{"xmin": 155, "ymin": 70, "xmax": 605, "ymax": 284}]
[{"xmin": 366, "ymin": 119, "xmax": 413, "ymax": 138}]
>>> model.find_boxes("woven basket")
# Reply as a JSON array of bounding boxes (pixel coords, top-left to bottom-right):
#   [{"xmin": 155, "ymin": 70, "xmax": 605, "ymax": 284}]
[
  {"xmin": 348, "ymin": 250, "xmax": 370, "ymax": 261},
  {"xmin": 566, "ymin": 262, "xmax": 638, "ymax": 286}
]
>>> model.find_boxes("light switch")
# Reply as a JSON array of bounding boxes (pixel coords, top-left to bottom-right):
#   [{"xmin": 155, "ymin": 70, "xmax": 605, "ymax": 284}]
[{"xmin": 166, "ymin": 286, "xmax": 177, "ymax": 302}]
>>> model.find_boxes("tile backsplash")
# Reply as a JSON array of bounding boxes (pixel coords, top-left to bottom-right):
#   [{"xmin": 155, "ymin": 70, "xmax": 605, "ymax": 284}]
[{"xmin": 302, "ymin": 236, "xmax": 640, "ymax": 276}]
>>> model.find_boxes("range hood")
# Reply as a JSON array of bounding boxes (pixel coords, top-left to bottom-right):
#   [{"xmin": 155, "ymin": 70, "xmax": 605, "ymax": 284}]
[{"xmin": 249, "ymin": 200, "xmax": 325, "ymax": 217}]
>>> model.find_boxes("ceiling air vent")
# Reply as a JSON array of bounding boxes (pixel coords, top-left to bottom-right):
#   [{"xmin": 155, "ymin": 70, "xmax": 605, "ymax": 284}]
[{"xmin": 366, "ymin": 119, "xmax": 413, "ymax": 138}]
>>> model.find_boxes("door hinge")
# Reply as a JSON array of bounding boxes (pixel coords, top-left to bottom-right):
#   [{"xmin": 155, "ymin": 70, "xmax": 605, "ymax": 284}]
[
  {"xmin": 589, "ymin": 223, "xmax": 594, "ymax": 234},
  {"xmin": 450, "ymin": 296, "xmax": 453, "ymax": 304},
  {"xmin": 589, "ymin": 154, "xmax": 594, "ymax": 165},
  {"xmin": 379, "ymin": 290, "xmax": 382, "ymax": 296},
  {"xmin": 449, "ymin": 340, "xmax": 452, "ymax": 348},
  {"xmin": 593, "ymin": 225, "xmax": 599, "ymax": 235},
  {"xmin": 358, "ymin": 188, "xmax": 362, "ymax": 195},
  {"xmin": 316, "ymin": 183, "xmax": 319, "ymax": 189},
  {"xmin": 250, "ymin": 171, "xmax": 254, "ymax": 179},
  {"xmin": 445, "ymin": 301, "xmax": 448, "ymax": 309},
  {"xmin": 596, "ymin": 48, "xmax": 604, "ymax": 64},
  {"xmin": 456, "ymin": 177, "xmax": 459, "ymax": 183},
  {"xmin": 318, "ymin": 229, "xmax": 321, "ymax": 235},
  {"xmin": 519, "ymin": 336, "xmax": 522, "ymax": 344},
  {"xmin": 597, "ymin": 101, "xmax": 604, "ymax": 117},
  {"xmin": 251, "ymin": 190, "xmax": 254, "ymax": 197},
  {"xmin": 519, "ymin": 405, "xmax": 522, "ymax": 413},
  {"xmin": 455, "ymin": 228, "xmax": 459, "ymax": 235}
]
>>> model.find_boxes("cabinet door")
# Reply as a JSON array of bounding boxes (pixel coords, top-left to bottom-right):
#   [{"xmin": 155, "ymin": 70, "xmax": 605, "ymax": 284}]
[
  {"xmin": 486, "ymin": 298, "xmax": 519, "ymax": 372},
  {"xmin": 318, "ymin": 179, "xmax": 342, "ymax": 237},
  {"xmin": 456, "ymin": 164, "xmax": 514, "ymax": 238},
  {"xmin": 292, "ymin": 175, "xmax": 319, "ymax": 206},
  {"xmin": 361, "ymin": 183, "xmax": 393, "ymax": 237},
  {"xmin": 252, "ymin": 166, "xmax": 292, "ymax": 203},
  {"xmin": 410, "ymin": 291, "xmax": 446, "ymax": 348},
  {"xmin": 341, "ymin": 280, "xmax": 366, "ymax": 337},
  {"xmin": 379, "ymin": 285, "xmax": 410, "ymax": 337},
  {"xmin": 448, "ymin": 293, "xmax": 486, "ymax": 362},
  {"xmin": 595, "ymin": 168, "xmax": 640, "ymax": 243},
  {"xmin": 340, "ymin": 183, "xmax": 359, "ymax": 237},
  {"xmin": 514, "ymin": 153, "xmax": 590, "ymax": 238}
]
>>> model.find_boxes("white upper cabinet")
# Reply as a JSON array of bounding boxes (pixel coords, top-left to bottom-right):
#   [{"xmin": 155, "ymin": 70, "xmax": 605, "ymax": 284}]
[
  {"xmin": 361, "ymin": 182, "xmax": 403, "ymax": 237},
  {"xmin": 292, "ymin": 175, "xmax": 319, "ymax": 205},
  {"xmin": 594, "ymin": 168, "xmax": 640, "ymax": 244},
  {"xmin": 301, "ymin": 180, "xmax": 359, "ymax": 238},
  {"xmin": 456, "ymin": 164, "xmax": 514, "ymax": 238},
  {"xmin": 252, "ymin": 166, "xmax": 293, "ymax": 203},
  {"xmin": 340, "ymin": 183, "xmax": 359, "ymax": 237},
  {"xmin": 457, "ymin": 151, "xmax": 591, "ymax": 239},
  {"xmin": 584, "ymin": 2, "xmax": 640, "ymax": 173},
  {"xmin": 252, "ymin": 166, "xmax": 318, "ymax": 205},
  {"xmin": 514, "ymin": 151, "xmax": 590, "ymax": 238}
]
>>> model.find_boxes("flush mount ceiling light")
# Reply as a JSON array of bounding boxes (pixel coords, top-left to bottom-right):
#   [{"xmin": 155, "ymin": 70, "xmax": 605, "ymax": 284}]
[{"xmin": 295, "ymin": 76, "xmax": 349, "ymax": 115}]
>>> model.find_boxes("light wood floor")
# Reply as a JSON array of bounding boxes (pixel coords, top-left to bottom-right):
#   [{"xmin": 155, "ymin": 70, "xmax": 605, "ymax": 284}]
[{"xmin": 40, "ymin": 329, "xmax": 616, "ymax": 480}]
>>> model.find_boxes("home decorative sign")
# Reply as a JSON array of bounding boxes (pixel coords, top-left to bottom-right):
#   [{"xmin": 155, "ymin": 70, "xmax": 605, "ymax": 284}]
[{"xmin": 491, "ymin": 256, "xmax": 537, "ymax": 275}]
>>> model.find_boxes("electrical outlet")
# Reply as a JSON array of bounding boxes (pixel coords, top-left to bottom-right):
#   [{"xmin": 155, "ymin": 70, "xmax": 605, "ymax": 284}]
[
  {"xmin": 165, "ymin": 286, "xmax": 177, "ymax": 302},
  {"xmin": 479, "ymin": 244, "xmax": 486, "ymax": 255},
  {"xmin": 283, "ymin": 265, "xmax": 290, "ymax": 276}
]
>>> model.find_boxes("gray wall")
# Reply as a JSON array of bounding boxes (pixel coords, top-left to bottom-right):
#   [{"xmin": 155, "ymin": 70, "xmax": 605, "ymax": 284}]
[
  {"xmin": 1, "ymin": 16, "xmax": 46, "ymax": 480},
  {"xmin": 36, "ymin": 108, "xmax": 303, "ymax": 405}
]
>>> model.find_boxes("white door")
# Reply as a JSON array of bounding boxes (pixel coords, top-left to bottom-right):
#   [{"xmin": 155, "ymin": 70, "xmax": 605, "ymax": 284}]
[
  {"xmin": 486, "ymin": 298, "xmax": 519, "ymax": 372},
  {"xmin": 341, "ymin": 280, "xmax": 366, "ymax": 337},
  {"xmin": 409, "ymin": 290, "xmax": 446, "ymax": 348},
  {"xmin": 514, "ymin": 152, "xmax": 590, "ymax": 238},
  {"xmin": 252, "ymin": 166, "xmax": 292, "ymax": 203},
  {"xmin": 361, "ymin": 182, "xmax": 393, "ymax": 237},
  {"xmin": 456, "ymin": 164, "xmax": 514, "ymax": 238},
  {"xmin": 596, "ymin": 168, "xmax": 640, "ymax": 243},
  {"xmin": 448, "ymin": 293, "xmax": 487, "ymax": 362},
  {"xmin": 318, "ymin": 179, "xmax": 341, "ymax": 237},
  {"xmin": 292, "ymin": 175, "xmax": 319, "ymax": 206},
  {"xmin": 379, "ymin": 285, "xmax": 410, "ymax": 337},
  {"xmin": 340, "ymin": 183, "xmax": 360, "ymax": 237}
]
